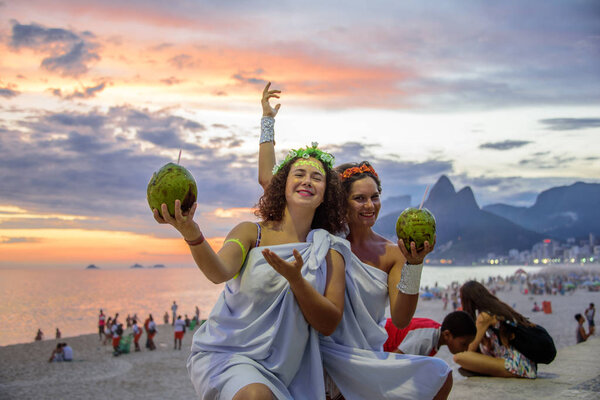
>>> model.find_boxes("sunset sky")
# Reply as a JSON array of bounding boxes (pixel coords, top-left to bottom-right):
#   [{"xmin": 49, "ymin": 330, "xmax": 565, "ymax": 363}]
[{"xmin": 1, "ymin": 1, "xmax": 599, "ymax": 269}]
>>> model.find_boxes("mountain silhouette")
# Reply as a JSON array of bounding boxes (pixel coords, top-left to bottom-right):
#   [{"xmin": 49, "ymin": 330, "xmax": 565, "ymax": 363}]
[
  {"xmin": 375, "ymin": 175, "xmax": 545, "ymax": 262},
  {"xmin": 483, "ymin": 182, "xmax": 600, "ymax": 240}
]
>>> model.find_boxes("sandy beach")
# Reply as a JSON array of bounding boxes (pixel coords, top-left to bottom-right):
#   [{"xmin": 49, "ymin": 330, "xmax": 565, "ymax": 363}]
[{"xmin": 1, "ymin": 285, "xmax": 598, "ymax": 399}]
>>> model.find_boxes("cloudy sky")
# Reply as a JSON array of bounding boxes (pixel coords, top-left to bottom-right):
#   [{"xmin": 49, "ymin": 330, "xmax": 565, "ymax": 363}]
[{"xmin": 1, "ymin": 0, "xmax": 599, "ymax": 268}]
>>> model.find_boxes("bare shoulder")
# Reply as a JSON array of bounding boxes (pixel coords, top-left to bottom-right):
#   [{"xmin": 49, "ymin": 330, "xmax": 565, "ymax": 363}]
[
  {"xmin": 227, "ymin": 221, "xmax": 259, "ymax": 243},
  {"xmin": 382, "ymin": 236, "xmax": 406, "ymax": 268}
]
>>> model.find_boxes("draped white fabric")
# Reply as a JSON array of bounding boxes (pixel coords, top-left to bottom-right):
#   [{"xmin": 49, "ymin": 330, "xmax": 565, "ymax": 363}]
[
  {"xmin": 188, "ymin": 229, "xmax": 349, "ymax": 400},
  {"xmin": 320, "ymin": 255, "xmax": 451, "ymax": 400},
  {"xmin": 325, "ymin": 253, "xmax": 389, "ymax": 350}
]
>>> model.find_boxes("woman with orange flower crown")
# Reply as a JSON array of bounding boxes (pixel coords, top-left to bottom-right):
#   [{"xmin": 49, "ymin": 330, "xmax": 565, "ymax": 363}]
[
  {"xmin": 154, "ymin": 139, "xmax": 351, "ymax": 398},
  {"xmin": 260, "ymin": 82, "xmax": 452, "ymax": 400}
]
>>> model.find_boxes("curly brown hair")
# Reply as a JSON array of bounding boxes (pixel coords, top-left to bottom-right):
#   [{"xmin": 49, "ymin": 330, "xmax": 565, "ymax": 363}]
[
  {"xmin": 255, "ymin": 156, "xmax": 345, "ymax": 234},
  {"xmin": 334, "ymin": 161, "xmax": 382, "ymax": 211}
]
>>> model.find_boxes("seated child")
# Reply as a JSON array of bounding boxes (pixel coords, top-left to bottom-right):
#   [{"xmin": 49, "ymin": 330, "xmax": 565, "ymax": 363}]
[{"xmin": 384, "ymin": 311, "xmax": 476, "ymax": 356}]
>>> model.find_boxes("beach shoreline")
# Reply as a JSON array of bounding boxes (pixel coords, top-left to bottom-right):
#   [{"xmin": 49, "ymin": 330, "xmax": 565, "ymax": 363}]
[{"xmin": 1, "ymin": 287, "xmax": 598, "ymax": 399}]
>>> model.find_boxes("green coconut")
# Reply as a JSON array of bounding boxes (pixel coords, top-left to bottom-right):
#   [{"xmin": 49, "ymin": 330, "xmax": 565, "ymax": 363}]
[
  {"xmin": 396, "ymin": 207, "xmax": 436, "ymax": 252},
  {"xmin": 147, "ymin": 163, "xmax": 197, "ymax": 218}
]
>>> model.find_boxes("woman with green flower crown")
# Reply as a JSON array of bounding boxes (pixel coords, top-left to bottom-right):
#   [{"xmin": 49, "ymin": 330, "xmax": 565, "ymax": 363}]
[
  {"xmin": 260, "ymin": 83, "xmax": 452, "ymax": 400},
  {"xmin": 154, "ymin": 142, "xmax": 351, "ymax": 398}
]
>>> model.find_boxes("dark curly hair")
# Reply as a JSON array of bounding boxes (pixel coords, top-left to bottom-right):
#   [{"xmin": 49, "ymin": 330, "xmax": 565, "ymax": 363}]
[
  {"xmin": 334, "ymin": 161, "xmax": 382, "ymax": 210},
  {"xmin": 255, "ymin": 156, "xmax": 345, "ymax": 234}
]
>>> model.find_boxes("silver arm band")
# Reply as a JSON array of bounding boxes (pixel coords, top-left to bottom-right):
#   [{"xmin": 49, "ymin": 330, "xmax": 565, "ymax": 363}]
[
  {"xmin": 260, "ymin": 116, "xmax": 275, "ymax": 144},
  {"xmin": 396, "ymin": 262, "xmax": 424, "ymax": 295}
]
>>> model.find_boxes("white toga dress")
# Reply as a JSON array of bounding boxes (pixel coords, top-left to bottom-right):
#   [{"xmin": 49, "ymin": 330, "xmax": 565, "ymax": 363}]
[
  {"xmin": 320, "ymin": 254, "xmax": 451, "ymax": 400},
  {"xmin": 188, "ymin": 229, "xmax": 350, "ymax": 400}
]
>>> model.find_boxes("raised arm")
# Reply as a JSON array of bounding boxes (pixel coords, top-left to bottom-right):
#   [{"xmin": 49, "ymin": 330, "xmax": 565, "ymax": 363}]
[
  {"xmin": 468, "ymin": 312, "xmax": 497, "ymax": 352},
  {"xmin": 262, "ymin": 248, "xmax": 346, "ymax": 336},
  {"xmin": 388, "ymin": 239, "xmax": 435, "ymax": 329},
  {"xmin": 153, "ymin": 200, "xmax": 255, "ymax": 284},
  {"xmin": 258, "ymin": 82, "xmax": 281, "ymax": 190}
]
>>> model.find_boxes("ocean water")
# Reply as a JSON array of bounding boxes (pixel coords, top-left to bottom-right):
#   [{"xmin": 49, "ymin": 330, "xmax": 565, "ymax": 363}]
[
  {"xmin": 0, "ymin": 265, "xmax": 542, "ymax": 347},
  {"xmin": 0, "ymin": 267, "xmax": 224, "ymax": 347}
]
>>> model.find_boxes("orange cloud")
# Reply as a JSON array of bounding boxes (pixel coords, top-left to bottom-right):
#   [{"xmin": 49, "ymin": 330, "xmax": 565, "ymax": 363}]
[
  {"xmin": 0, "ymin": 205, "xmax": 93, "ymax": 222},
  {"xmin": 95, "ymin": 42, "xmax": 414, "ymax": 109},
  {"xmin": 3, "ymin": 26, "xmax": 412, "ymax": 107},
  {"xmin": 0, "ymin": 228, "xmax": 225, "ymax": 269},
  {"xmin": 6, "ymin": 1, "xmax": 258, "ymax": 38}
]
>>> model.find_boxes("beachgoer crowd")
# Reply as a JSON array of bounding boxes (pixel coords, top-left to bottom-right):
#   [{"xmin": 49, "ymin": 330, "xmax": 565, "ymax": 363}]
[{"xmin": 93, "ymin": 305, "xmax": 203, "ymax": 356}]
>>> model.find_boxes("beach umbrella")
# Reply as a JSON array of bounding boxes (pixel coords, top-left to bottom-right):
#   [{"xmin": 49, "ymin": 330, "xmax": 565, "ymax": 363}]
[
  {"xmin": 420, "ymin": 292, "xmax": 435, "ymax": 299},
  {"xmin": 564, "ymin": 282, "xmax": 576, "ymax": 289},
  {"xmin": 581, "ymin": 280, "xmax": 594, "ymax": 286},
  {"xmin": 515, "ymin": 268, "xmax": 527, "ymax": 275}
]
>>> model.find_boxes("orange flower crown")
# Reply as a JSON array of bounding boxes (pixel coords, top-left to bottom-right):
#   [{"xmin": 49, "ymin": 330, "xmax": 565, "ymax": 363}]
[{"xmin": 340, "ymin": 163, "xmax": 379, "ymax": 181}]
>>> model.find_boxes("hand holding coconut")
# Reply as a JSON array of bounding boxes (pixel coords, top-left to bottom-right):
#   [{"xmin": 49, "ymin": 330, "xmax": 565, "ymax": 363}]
[
  {"xmin": 394, "ymin": 187, "xmax": 437, "ymax": 296},
  {"xmin": 396, "ymin": 207, "xmax": 436, "ymax": 265},
  {"xmin": 153, "ymin": 199, "xmax": 202, "ymax": 242},
  {"xmin": 148, "ymin": 161, "xmax": 203, "ymax": 242},
  {"xmin": 395, "ymin": 186, "xmax": 437, "ymax": 265}
]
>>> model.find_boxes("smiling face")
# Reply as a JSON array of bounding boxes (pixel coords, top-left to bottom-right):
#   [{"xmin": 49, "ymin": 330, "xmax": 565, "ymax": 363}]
[
  {"xmin": 346, "ymin": 176, "xmax": 381, "ymax": 228},
  {"xmin": 285, "ymin": 157, "xmax": 326, "ymax": 209}
]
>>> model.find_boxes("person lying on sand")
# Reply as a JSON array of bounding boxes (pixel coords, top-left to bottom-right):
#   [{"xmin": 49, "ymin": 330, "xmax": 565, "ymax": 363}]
[{"xmin": 384, "ymin": 311, "xmax": 476, "ymax": 356}]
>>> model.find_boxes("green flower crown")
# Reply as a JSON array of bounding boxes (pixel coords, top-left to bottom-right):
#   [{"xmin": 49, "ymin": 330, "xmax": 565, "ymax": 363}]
[{"xmin": 272, "ymin": 142, "xmax": 335, "ymax": 175}]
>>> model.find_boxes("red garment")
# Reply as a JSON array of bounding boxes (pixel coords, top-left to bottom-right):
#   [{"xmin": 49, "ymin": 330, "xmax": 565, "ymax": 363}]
[{"xmin": 383, "ymin": 318, "xmax": 441, "ymax": 356}]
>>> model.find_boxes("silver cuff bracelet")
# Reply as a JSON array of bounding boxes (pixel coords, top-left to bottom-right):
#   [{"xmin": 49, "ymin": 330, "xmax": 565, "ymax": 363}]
[
  {"xmin": 396, "ymin": 262, "xmax": 424, "ymax": 295},
  {"xmin": 260, "ymin": 116, "xmax": 275, "ymax": 144}
]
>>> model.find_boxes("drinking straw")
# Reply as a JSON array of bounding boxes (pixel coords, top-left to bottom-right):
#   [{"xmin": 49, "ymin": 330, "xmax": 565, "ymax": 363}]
[{"xmin": 419, "ymin": 185, "xmax": 430, "ymax": 210}]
